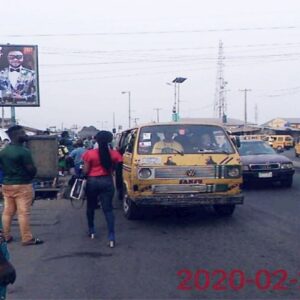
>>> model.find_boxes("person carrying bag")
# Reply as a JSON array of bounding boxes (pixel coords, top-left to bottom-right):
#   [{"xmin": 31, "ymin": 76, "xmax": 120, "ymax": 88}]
[{"xmin": 82, "ymin": 131, "xmax": 122, "ymax": 248}]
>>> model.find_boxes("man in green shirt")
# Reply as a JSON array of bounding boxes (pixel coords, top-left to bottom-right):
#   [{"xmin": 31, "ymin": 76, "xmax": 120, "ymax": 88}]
[{"xmin": 0, "ymin": 125, "xmax": 43, "ymax": 246}]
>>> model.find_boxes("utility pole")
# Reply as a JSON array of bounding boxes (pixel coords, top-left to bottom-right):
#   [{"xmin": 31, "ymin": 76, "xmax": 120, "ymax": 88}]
[
  {"xmin": 132, "ymin": 117, "xmax": 139, "ymax": 126},
  {"xmin": 254, "ymin": 104, "xmax": 258, "ymax": 124},
  {"xmin": 1, "ymin": 107, "xmax": 4, "ymax": 128},
  {"xmin": 239, "ymin": 89, "xmax": 252, "ymax": 126},
  {"xmin": 113, "ymin": 112, "xmax": 116, "ymax": 129},
  {"xmin": 214, "ymin": 40, "xmax": 228, "ymax": 122},
  {"xmin": 11, "ymin": 107, "xmax": 16, "ymax": 126},
  {"xmin": 121, "ymin": 91, "xmax": 131, "ymax": 128},
  {"xmin": 154, "ymin": 108, "xmax": 162, "ymax": 123}
]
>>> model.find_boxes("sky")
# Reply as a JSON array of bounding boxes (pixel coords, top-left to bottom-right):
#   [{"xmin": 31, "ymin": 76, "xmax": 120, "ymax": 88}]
[{"xmin": 1, "ymin": 0, "xmax": 300, "ymax": 131}]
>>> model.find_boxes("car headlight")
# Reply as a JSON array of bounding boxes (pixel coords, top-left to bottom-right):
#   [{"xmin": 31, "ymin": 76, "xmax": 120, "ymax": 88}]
[
  {"xmin": 242, "ymin": 165, "xmax": 249, "ymax": 171},
  {"xmin": 281, "ymin": 162, "xmax": 294, "ymax": 169},
  {"xmin": 226, "ymin": 166, "xmax": 241, "ymax": 178},
  {"xmin": 138, "ymin": 168, "xmax": 152, "ymax": 179}
]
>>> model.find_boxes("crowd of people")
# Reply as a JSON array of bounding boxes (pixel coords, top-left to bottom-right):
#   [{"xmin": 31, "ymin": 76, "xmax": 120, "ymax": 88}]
[{"xmin": 0, "ymin": 126, "xmax": 122, "ymax": 299}]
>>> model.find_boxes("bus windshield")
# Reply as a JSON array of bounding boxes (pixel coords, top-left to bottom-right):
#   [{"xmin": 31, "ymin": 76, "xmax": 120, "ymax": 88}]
[{"xmin": 138, "ymin": 124, "xmax": 235, "ymax": 155}]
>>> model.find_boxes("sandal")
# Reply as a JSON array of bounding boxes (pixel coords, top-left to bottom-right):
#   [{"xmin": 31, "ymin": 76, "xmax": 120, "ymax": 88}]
[{"xmin": 22, "ymin": 238, "xmax": 44, "ymax": 246}]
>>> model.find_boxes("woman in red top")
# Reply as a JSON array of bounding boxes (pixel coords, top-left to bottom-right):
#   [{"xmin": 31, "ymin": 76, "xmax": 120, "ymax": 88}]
[{"xmin": 82, "ymin": 131, "xmax": 122, "ymax": 248}]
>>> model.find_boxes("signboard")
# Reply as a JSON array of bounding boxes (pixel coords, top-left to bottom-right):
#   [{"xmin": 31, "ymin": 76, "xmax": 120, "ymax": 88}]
[{"xmin": 0, "ymin": 44, "xmax": 39, "ymax": 107}]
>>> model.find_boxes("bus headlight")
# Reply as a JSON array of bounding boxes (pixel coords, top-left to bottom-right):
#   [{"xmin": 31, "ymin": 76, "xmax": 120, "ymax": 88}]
[
  {"xmin": 138, "ymin": 168, "xmax": 152, "ymax": 179},
  {"xmin": 226, "ymin": 166, "xmax": 241, "ymax": 178}
]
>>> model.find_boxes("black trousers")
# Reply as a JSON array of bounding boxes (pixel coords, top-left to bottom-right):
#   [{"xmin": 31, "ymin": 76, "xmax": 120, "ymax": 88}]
[{"xmin": 85, "ymin": 176, "xmax": 115, "ymax": 238}]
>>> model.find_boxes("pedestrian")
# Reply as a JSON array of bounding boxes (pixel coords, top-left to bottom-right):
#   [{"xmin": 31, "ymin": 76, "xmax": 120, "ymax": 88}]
[
  {"xmin": 69, "ymin": 139, "xmax": 86, "ymax": 177},
  {"xmin": 0, "ymin": 125, "xmax": 43, "ymax": 246},
  {"xmin": 82, "ymin": 131, "xmax": 122, "ymax": 248},
  {"xmin": 83, "ymin": 136, "xmax": 94, "ymax": 150},
  {"xmin": 58, "ymin": 141, "xmax": 69, "ymax": 176},
  {"xmin": 59, "ymin": 131, "xmax": 73, "ymax": 152}
]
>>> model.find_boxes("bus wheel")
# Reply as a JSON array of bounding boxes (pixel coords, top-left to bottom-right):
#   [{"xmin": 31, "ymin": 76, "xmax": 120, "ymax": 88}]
[
  {"xmin": 123, "ymin": 187, "xmax": 141, "ymax": 220},
  {"xmin": 213, "ymin": 204, "xmax": 235, "ymax": 216}
]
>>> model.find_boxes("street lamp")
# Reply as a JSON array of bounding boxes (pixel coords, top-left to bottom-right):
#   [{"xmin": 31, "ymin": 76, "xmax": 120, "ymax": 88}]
[
  {"xmin": 167, "ymin": 77, "xmax": 187, "ymax": 121},
  {"xmin": 121, "ymin": 91, "xmax": 131, "ymax": 128},
  {"xmin": 166, "ymin": 82, "xmax": 177, "ymax": 117},
  {"xmin": 172, "ymin": 77, "xmax": 187, "ymax": 116}
]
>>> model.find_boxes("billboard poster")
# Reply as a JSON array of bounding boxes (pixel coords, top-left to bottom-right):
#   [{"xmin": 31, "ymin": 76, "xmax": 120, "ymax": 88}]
[{"xmin": 0, "ymin": 44, "xmax": 39, "ymax": 107}]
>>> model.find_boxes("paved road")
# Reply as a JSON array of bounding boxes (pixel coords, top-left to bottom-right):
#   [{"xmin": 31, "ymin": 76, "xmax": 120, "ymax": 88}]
[{"xmin": 5, "ymin": 171, "xmax": 300, "ymax": 300}]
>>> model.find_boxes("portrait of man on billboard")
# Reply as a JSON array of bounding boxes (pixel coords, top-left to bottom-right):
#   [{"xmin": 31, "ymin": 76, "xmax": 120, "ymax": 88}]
[{"xmin": 0, "ymin": 45, "xmax": 39, "ymax": 107}]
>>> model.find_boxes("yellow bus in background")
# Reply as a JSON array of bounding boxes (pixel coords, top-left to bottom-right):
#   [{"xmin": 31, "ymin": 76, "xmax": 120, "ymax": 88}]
[
  {"xmin": 267, "ymin": 135, "xmax": 294, "ymax": 151},
  {"xmin": 239, "ymin": 135, "xmax": 269, "ymax": 142}
]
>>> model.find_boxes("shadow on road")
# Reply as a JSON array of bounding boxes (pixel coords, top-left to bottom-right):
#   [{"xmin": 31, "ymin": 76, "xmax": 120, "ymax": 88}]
[{"xmin": 125, "ymin": 205, "xmax": 240, "ymax": 229}]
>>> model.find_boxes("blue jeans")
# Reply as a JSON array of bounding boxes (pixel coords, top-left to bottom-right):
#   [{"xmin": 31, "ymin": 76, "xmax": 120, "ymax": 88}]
[{"xmin": 85, "ymin": 176, "xmax": 115, "ymax": 240}]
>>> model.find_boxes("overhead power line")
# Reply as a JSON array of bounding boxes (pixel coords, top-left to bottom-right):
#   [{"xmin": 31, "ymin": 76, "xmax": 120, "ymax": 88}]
[
  {"xmin": 41, "ymin": 41, "xmax": 300, "ymax": 55},
  {"xmin": 39, "ymin": 51, "xmax": 300, "ymax": 67},
  {"xmin": 1, "ymin": 25, "xmax": 297, "ymax": 38}
]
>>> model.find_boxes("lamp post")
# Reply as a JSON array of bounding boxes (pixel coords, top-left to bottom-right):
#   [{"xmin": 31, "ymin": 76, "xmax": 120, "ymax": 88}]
[
  {"xmin": 167, "ymin": 77, "xmax": 187, "ymax": 121},
  {"xmin": 173, "ymin": 77, "xmax": 187, "ymax": 116},
  {"xmin": 166, "ymin": 82, "xmax": 177, "ymax": 118},
  {"xmin": 121, "ymin": 91, "xmax": 131, "ymax": 128}
]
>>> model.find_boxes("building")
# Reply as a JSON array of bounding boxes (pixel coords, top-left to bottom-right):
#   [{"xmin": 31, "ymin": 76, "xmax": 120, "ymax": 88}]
[
  {"xmin": 179, "ymin": 117, "xmax": 260, "ymax": 135},
  {"xmin": 78, "ymin": 126, "xmax": 99, "ymax": 139},
  {"xmin": 262, "ymin": 118, "xmax": 300, "ymax": 129},
  {"xmin": 261, "ymin": 118, "xmax": 300, "ymax": 138}
]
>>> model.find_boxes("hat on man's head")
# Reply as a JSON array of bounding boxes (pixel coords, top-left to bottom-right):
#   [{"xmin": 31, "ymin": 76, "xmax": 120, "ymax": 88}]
[
  {"xmin": 6, "ymin": 125, "xmax": 24, "ymax": 138},
  {"xmin": 6, "ymin": 125, "xmax": 23, "ymax": 135}
]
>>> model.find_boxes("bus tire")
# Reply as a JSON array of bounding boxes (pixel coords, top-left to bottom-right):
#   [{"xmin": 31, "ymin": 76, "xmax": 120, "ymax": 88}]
[{"xmin": 123, "ymin": 187, "xmax": 141, "ymax": 220}]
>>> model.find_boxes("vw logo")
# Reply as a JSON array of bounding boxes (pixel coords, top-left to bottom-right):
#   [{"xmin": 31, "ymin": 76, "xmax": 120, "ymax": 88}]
[{"xmin": 186, "ymin": 169, "xmax": 196, "ymax": 177}]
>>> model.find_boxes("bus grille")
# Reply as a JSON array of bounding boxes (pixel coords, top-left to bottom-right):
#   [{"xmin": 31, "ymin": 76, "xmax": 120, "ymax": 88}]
[{"xmin": 154, "ymin": 166, "xmax": 216, "ymax": 179}]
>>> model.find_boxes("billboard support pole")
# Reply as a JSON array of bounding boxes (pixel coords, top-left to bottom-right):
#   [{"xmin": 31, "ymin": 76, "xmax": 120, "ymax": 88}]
[
  {"xmin": 11, "ymin": 106, "xmax": 16, "ymax": 126},
  {"xmin": 1, "ymin": 107, "xmax": 4, "ymax": 128}
]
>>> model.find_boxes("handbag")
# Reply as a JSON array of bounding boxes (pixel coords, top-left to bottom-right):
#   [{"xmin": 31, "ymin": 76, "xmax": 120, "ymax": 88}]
[{"xmin": 70, "ymin": 178, "xmax": 86, "ymax": 200}]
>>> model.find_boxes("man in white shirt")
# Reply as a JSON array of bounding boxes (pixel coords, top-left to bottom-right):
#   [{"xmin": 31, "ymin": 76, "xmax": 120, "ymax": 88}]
[{"xmin": 0, "ymin": 49, "xmax": 36, "ymax": 103}]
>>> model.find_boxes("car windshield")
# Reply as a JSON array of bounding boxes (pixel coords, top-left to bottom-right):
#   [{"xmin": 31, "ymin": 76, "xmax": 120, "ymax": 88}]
[
  {"xmin": 137, "ymin": 124, "xmax": 235, "ymax": 155},
  {"xmin": 239, "ymin": 141, "xmax": 276, "ymax": 156}
]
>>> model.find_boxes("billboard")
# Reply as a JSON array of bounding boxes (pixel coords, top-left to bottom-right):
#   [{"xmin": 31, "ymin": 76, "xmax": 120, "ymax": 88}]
[{"xmin": 0, "ymin": 44, "xmax": 39, "ymax": 107}]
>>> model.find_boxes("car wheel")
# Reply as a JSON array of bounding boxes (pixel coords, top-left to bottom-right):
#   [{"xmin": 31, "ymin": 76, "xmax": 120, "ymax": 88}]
[
  {"xmin": 213, "ymin": 204, "xmax": 236, "ymax": 216},
  {"xmin": 123, "ymin": 186, "xmax": 141, "ymax": 220},
  {"xmin": 281, "ymin": 177, "xmax": 293, "ymax": 188}
]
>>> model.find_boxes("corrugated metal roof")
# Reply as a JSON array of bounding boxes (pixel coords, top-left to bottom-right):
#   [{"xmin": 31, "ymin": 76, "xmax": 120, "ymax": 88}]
[
  {"xmin": 262, "ymin": 117, "xmax": 300, "ymax": 126},
  {"xmin": 179, "ymin": 117, "xmax": 256, "ymax": 126}
]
